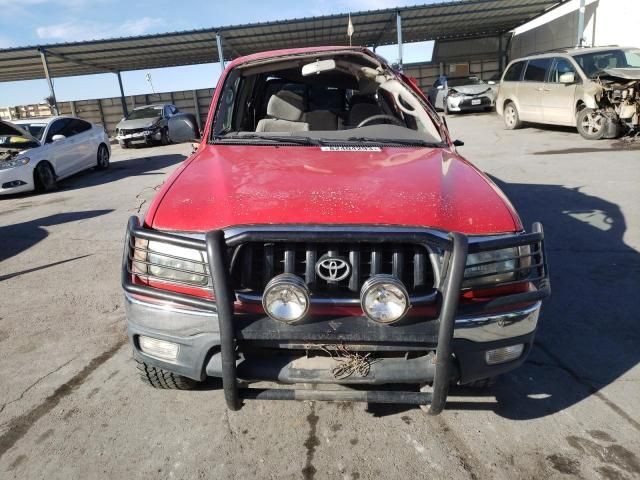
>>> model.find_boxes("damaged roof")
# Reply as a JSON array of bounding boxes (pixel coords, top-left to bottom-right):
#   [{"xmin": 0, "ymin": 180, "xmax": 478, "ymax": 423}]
[{"xmin": 0, "ymin": 0, "xmax": 568, "ymax": 83}]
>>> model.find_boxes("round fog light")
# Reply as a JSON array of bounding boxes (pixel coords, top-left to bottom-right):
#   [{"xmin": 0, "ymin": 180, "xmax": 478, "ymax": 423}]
[
  {"xmin": 360, "ymin": 275, "xmax": 410, "ymax": 324},
  {"xmin": 262, "ymin": 274, "xmax": 310, "ymax": 323}
]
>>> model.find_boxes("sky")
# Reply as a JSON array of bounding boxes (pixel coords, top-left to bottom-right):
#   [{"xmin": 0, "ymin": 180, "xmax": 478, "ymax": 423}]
[{"xmin": 0, "ymin": 0, "xmax": 435, "ymax": 107}]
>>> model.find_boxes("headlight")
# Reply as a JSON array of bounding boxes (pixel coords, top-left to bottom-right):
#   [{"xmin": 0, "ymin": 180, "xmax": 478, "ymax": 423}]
[
  {"xmin": 463, "ymin": 246, "xmax": 529, "ymax": 288},
  {"xmin": 448, "ymin": 89, "xmax": 462, "ymax": 97},
  {"xmin": 0, "ymin": 156, "xmax": 30, "ymax": 170},
  {"xmin": 133, "ymin": 238, "xmax": 208, "ymax": 285},
  {"xmin": 262, "ymin": 273, "xmax": 310, "ymax": 323},
  {"xmin": 360, "ymin": 275, "xmax": 410, "ymax": 324}
]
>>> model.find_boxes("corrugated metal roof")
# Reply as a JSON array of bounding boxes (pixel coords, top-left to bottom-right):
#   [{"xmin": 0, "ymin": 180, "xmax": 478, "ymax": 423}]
[{"xmin": 0, "ymin": 0, "xmax": 566, "ymax": 83}]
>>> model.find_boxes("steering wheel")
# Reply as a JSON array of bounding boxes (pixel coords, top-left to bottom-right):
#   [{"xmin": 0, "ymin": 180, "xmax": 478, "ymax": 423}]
[{"xmin": 357, "ymin": 114, "xmax": 404, "ymax": 128}]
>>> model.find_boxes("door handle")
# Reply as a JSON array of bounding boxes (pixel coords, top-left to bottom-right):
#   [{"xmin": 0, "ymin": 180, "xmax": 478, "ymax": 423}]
[{"xmin": 537, "ymin": 87, "xmax": 551, "ymax": 92}]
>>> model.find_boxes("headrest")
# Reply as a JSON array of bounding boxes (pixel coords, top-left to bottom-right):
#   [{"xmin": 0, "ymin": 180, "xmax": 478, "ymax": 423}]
[{"xmin": 267, "ymin": 90, "xmax": 304, "ymax": 122}]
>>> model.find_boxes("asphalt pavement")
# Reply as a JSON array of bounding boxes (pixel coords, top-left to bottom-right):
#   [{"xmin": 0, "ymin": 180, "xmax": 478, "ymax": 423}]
[{"xmin": 1, "ymin": 113, "xmax": 639, "ymax": 479}]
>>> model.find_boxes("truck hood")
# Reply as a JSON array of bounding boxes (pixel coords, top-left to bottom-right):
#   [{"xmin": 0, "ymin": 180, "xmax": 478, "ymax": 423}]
[{"xmin": 147, "ymin": 145, "xmax": 521, "ymax": 234}]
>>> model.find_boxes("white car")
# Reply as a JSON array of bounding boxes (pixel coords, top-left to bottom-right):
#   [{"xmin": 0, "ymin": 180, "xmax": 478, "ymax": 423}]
[{"xmin": 0, "ymin": 116, "xmax": 110, "ymax": 195}]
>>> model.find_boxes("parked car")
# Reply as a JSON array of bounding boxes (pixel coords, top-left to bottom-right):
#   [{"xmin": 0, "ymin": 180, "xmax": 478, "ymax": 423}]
[
  {"xmin": 115, "ymin": 104, "xmax": 179, "ymax": 148},
  {"xmin": 122, "ymin": 46, "xmax": 550, "ymax": 414},
  {"xmin": 427, "ymin": 75, "xmax": 496, "ymax": 113},
  {"xmin": 0, "ymin": 116, "xmax": 110, "ymax": 195},
  {"xmin": 497, "ymin": 46, "xmax": 640, "ymax": 139}
]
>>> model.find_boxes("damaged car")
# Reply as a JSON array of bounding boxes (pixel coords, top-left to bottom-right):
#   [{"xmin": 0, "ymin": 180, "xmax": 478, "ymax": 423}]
[
  {"xmin": 427, "ymin": 75, "xmax": 496, "ymax": 113},
  {"xmin": 115, "ymin": 104, "xmax": 179, "ymax": 148},
  {"xmin": 497, "ymin": 46, "xmax": 640, "ymax": 140},
  {"xmin": 0, "ymin": 117, "xmax": 110, "ymax": 195},
  {"xmin": 122, "ymin": 46, "xmax": 550, "ymax": 414}
]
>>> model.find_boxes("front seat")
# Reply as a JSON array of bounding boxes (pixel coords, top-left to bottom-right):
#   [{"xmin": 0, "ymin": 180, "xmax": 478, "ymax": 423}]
[{"xmin": 256, "ymin": 91, "xmax": 310, "ymax": 133}]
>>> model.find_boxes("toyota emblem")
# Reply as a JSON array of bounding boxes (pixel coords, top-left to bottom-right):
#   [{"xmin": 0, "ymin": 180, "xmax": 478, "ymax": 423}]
[{"xmin": 315, "ymin": 255, "xmax": 351, "ymax": 282}]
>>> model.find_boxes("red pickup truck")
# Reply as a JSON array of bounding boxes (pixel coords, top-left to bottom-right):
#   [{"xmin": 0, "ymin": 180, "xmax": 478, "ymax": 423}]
[{"xmin": 122, "ymin": 46, "xmax": 550, "ymax": 414}]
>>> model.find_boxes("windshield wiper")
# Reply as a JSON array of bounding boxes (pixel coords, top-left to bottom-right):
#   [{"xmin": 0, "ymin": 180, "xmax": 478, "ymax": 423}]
[
  {"xmin": 344, "ymin": 137, "xmax": 444, "ymax": 147},
  {"xmin": 213, "ymin": 133, "xmax": 323, "ymax": 146}
]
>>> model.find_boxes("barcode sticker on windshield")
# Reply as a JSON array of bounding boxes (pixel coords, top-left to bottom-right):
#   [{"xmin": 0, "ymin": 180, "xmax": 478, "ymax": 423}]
[{"xmin": 320, "ymin": 146, "xmax": 381, "ymax": 152}]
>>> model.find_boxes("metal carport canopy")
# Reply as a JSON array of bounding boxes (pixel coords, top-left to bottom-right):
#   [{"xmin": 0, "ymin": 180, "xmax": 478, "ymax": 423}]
[{"xmin": 0, "ymin": 0, "xmax": 566, "ymax": 83}]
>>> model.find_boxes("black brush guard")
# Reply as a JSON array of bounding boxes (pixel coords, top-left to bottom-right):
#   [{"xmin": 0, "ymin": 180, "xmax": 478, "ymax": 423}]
[{"xmin": 122, "ymin": 217, "xmax": 549, "ymax": 414}]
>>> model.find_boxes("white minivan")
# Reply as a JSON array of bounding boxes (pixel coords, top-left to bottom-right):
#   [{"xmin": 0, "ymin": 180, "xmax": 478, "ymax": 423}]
[{"xmin": 497, "ymin": 46, "xmax": 640, "ymax": 139}]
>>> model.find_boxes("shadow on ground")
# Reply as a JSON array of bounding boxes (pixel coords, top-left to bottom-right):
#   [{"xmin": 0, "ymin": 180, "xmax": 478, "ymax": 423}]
[
  {"xmin": 451, "ymin": 176, "xmax": 640, "ymax": 422},
  {"xmin": 0, "ymin": 210, "xmax": 112, "ymax": 262},
  {"xmin": 56, "ymin": 153, "xmax": 186, "ymax": 192}
]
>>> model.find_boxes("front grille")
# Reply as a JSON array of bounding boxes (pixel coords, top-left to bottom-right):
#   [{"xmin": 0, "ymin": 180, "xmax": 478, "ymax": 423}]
[
  {"xmin": 121, "ymin": 128, "xmax": 145, "ymax": 135},
  {"xmin": 231, "ymin": 242, "xmax": 436, "ymax": 302}
]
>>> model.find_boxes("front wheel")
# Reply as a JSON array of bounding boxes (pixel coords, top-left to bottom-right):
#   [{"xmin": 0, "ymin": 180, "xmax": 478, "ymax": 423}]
[
  {"xmin": 577, "ymin": 108, "xmax": 607, "ymax": 140},
  {"xmin": 96, "ymin": 144, "xmax": 110, "ymax": 170},
  {"xmin": 503, "ymin": 102, "xmax": 522, "ymax": 130},
  {"xmin": 34, "ymin": 162, "xmax": 57, "ymax": 193},
  {"xmin": 160, "ymin": 128, "xmax": 170, "ymax": 146},
  {"xmin": 136, "ymin": 359, "xmax": 198, "ymax": 390}
]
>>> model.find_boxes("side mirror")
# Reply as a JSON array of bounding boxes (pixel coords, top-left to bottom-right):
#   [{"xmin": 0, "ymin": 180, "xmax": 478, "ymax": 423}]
[
  {"xmin": 168, "ymin": 114, "xmax": 200, "ymax": 144},
  {"xmin": 453, "ymin": 139, "xmax": 464, "ymax": 147},
  {"xmin": 51, "ymin": 134, "xmax": 66, "ymax": 142},
  {"xmin": 436, "ymin": 85, "xmax": 444, "ymax": 90},
  {"xmin": 559, "ymin": 72, "xmax": 576, "ymax": 84}
]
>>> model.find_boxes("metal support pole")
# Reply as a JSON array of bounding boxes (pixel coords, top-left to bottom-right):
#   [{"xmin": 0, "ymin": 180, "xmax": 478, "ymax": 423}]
[
  {"xmin": 216, "ymin": 33, "xmax": 226, "ymax": 72},
  {"xmin": 116, "ymin": 72, "xmax": 128, "ymax": 118},
  {"xmin": 192, "ymin": 90, "xmax": 202, "ymax": 131},
  {"xmin": 576, "ymin": 0, "xmax": 586, "ymax": 46},
  {"xmin": 396, "ymin": 10, "xmax": 403, "ymax": 71},
  {"xmin": 39, "ymin": 49, "xmax": 58, "ymax": 115}
]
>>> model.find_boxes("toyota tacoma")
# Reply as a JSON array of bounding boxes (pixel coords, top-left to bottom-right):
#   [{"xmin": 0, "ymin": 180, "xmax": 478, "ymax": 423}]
[{"xmin": 122, "ymin": 47, "xmax": 550, "ymax": 413}]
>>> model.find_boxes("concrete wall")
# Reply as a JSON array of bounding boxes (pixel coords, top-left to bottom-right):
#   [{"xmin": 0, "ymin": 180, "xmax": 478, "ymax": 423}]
[
  {"xmin": 0, "ymin": 87, "xmax": 215, "ymax": 135},
  {"xmin": 510, "ymin": 0, "xmax": 640, "ymax": 59}
]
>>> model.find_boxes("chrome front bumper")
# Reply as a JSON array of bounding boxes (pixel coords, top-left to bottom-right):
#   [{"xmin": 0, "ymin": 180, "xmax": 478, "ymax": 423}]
[
  {"xmin": 454, "ymin": 302, "xmax": 541, "ymax": 342},
  {"xmin": 126, "ymin": 292, "xmax": 541, "ymax": 362}
]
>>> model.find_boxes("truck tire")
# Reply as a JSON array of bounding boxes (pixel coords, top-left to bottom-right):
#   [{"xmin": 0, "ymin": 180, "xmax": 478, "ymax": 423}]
[
  {"xmin": 503, "ymin": 102, "xmax": 522, "ymax": 130},
  {"xmin": 135, "ymin": 359, "xmax": 198, "ymax": 390},
  {"xmin": 577, "ymin": 108, "xmax": 607, "ymax": 140},
  {"xmin": 160, "ymin": 127, "xmax": 170, "ymax": 146}
]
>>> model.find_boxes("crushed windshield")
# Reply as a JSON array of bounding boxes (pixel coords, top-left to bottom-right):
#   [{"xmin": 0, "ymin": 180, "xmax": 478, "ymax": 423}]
[
  {"xmin": 126, "ymin": 106, "xmax": 163, "ymax": 120},
  {"xmin": 573, "ymin": 48, "xmax": 640, "ymax": 77},
  {"xmin": 211, "ymin": 52, "xmax": 443, "ymax": 146}
]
